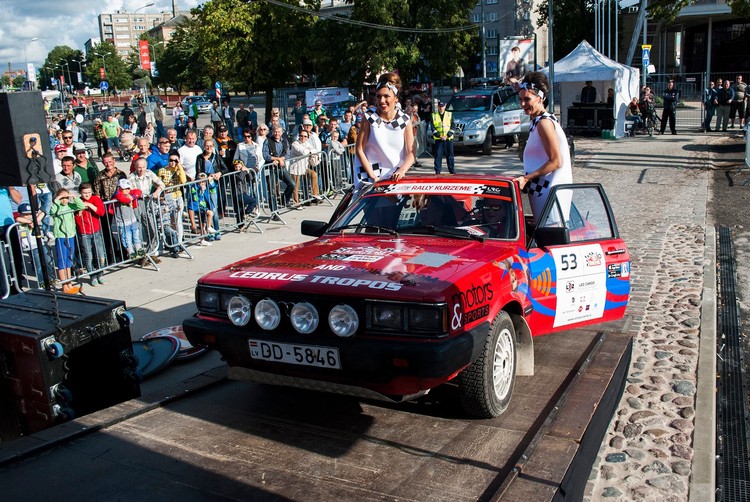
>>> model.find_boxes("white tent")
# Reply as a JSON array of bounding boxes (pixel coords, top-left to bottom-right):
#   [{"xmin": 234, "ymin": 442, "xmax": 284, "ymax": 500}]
[{"xmin": 545, "ymin": 40, "xmax": 640, "ymax": 138}]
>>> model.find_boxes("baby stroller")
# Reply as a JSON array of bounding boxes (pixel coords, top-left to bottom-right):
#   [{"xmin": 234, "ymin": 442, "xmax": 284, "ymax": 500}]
[{"xmin": 119, "ymin": 130, "xmax": 136, "ymax": 162}]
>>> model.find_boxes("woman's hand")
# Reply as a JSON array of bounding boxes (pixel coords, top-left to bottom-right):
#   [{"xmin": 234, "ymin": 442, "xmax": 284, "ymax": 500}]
[
  {"xmin": 515, "ymin": 175, "xmax": 528, "ymax": 190},
  {"xmin": 392, "ymin": 166, "xmax": 407, "ymax": 182}
]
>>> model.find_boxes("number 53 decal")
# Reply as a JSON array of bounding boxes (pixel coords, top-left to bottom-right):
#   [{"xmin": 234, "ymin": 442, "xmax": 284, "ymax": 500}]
[{"xmin": 560, "ymin": 253, "xmax": 578, "ymax": 271}]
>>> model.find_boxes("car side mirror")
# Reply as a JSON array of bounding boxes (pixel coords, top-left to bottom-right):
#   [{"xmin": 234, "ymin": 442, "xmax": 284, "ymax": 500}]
[
  {"xmin": 301, "ymin": 220, "xmax": 328, "ymax": 237},
  {"xmin": 534, "ymin": 226, "xmax": 570, "ymax": 247}
]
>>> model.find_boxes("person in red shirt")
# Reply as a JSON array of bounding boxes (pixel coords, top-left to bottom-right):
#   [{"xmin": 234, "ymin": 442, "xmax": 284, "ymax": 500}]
[{"xmin": 74, "ymin": 183, "xmax": 107, "ymax": 286}]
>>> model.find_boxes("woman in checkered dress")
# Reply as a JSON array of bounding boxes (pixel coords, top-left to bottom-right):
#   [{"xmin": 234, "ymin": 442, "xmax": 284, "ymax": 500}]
[
  {"xmin": 353, "ymin": 72, "xmax": 415, "ymax": 191},
  {"xmin": 515, "ymin": 72, "xmax": 572, "ymax": 223}
]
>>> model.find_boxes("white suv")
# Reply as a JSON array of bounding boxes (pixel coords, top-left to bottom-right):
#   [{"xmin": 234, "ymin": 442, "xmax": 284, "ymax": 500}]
[{"xmin": 447, "ymin": 85, "xmax": 530, "ymax": 155}]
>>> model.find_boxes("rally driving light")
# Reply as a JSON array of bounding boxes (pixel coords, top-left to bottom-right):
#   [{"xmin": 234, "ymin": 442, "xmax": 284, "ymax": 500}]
[
  {"xmin": 328, "ymin": 304, "xmax": 358, "ymax": 337},
  {"xmin": 255, "ymin": 299, "xmax": 281, "ymax": 330},
  {"xmin": 291, "ymin": 302, "xmax": 319, "ymax": 334},
  {"xmin": 227, "ymin": 296, "xmax": 252, "ymax": 326}
]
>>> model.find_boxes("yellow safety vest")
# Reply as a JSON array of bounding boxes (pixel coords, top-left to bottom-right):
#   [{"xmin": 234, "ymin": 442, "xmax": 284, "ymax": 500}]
[{"xmin": 432, "ymin": 111, "xmax": 453, "ymax": 140}]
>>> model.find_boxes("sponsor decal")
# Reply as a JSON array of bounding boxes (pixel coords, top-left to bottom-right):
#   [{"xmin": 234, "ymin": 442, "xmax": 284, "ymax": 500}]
[
  {"xmin": 607, "ymin": 263, "xmax": 621, "ymax": 278},
  {"xmin": 229, "ymin": 271, "xmax": 307, "ymax": 281},
  {"xmin": 315, "ymin": 264, "xmax": 348, "ymax": 271},
  {"xmin": 228, "ymin": 271, "xmax": 402, "ymax": 291},
  {"xmin": 584, "ymin": 250, "xmax": 603, "ymax": 267},
  {"xmin": 451, "ymin": 283, "xmax": 494, "ymax": 330}
]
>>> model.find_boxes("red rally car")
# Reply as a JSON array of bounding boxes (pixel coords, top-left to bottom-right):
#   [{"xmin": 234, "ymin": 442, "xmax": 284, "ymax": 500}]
[{"xmin": 183, "ymin": 176, "xmax": 630, "ymax": 418}]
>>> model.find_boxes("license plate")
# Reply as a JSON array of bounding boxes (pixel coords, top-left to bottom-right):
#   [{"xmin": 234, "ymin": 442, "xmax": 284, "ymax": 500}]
[{"xmin": 248, "ymin": 339, "xmax": 341, "ymax": 369}]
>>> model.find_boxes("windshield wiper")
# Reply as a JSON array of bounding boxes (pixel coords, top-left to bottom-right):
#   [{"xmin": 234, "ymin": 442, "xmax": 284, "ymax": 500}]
[
  {"xmin": 405, "ymin": 225, "xmax": 485, "ymax": 242},
  {"xmin": 333, "ymin": 224, "xmax": 400, "ymax": 237}
]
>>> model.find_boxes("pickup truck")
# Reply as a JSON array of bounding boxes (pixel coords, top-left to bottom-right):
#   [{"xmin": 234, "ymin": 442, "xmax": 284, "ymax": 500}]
[{"xmin": 183, "ymin": 176, "xmax": 630, "ymax": 418}]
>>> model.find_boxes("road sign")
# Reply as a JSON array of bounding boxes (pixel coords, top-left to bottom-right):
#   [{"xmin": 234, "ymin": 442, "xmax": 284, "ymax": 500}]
[
  {"xmin": 642, "ymin": 45, "xmax": 651, "ymax": 68},
  {"xmin": 100, "ymin": 81, "xmax": 109, "ymax": 91}
]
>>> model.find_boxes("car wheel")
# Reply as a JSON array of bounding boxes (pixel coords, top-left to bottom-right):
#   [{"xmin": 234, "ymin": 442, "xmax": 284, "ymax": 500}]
[
  {"xmin": 481, "ymin": 128, "xmax": 493, "ymax": 155},
  {"xmin": 458, "ymin": 311, "xmax": 516, "ymax": 418}
]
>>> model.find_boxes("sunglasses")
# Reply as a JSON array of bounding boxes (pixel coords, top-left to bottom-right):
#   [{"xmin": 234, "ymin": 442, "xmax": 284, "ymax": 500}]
[
  {"xmin": 243, "ymin": 135, "xmax": 252, "ymax": 138},
  {"xmin": 299, "ymin": 134, "xmax": 308, "ymax": 138},
  {"xmin": 63, "ymin": 136, "xmax": 73, "ymax": 139},
  {"xmin": 169, "ymin": 159, "xmax": 179, "ymax": 163}
]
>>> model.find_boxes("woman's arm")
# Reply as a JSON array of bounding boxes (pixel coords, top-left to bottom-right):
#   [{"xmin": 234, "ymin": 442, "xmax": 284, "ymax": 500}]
[
  {"xmin": 393, "ymin": 120, "xmax": 415, "ymax": 181},
  {"xmin": 355, "ymin": 119, "xmax": 377, "ymax": 180}
]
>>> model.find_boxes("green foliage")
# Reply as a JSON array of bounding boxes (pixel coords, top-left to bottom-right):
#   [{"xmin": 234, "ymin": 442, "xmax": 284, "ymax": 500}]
[
  {"xmin": 312, "ymin": 0, "xmax": 476, "ymax": 91},
  {"xmin": 12, "ymin": 75, "xmax": 26, "ymax": 88},
  {"xmin": 85, "ymin": 41, "xmax": 132, "ymax": 91},
  {"xmin": 155, "ymin": 0, "xmax": 476, "ymax": 94},
  {"xmin": 0, "ymin": 75, "xmax": 11, "ymax": 87},
  {"xmin": 535, "ymin": 0, "xmax": 594, "ymax": 61},
  {"xmin": 42, "ymin": 45, "xmax": 84, "ymax": 88}
]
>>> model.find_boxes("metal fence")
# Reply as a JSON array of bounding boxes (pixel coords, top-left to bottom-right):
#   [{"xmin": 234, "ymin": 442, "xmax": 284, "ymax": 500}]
[{"xmin": 0, "ymin": 145, "xmax": 361, "ymax": 298}]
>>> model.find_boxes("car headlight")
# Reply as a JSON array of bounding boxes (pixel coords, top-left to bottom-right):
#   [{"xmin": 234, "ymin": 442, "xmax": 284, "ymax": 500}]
[
  {"xmin": 468, "ymin": 117, "xmax": 490, "ymax": 129},
  {"xmin": 255, "ymin": 299, "xmax": 281, "ymax": 330},
  {"xmin": 291, "ymin": 302, "xmax": 319, "ymax": 334},
  {"xmin": 198, "ymin": 289, "xmax": 220, "ymax": 311},
  {"xmin": 409, "ymin": 306, "xmax": 445, "ymax": 333},
  {"xmin": 371, "ymin": 304, "xmax": 403, "ymax": 330},
  {"xmin": 328, "ymin": 304, "xmax": 359, "ymax": 337},
  {"xmin": 227, "ymin": 295, "xmax": 252, "ymax": 326}
]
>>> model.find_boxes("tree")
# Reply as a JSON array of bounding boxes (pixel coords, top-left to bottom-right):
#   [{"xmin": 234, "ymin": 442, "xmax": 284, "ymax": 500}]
[
  {"xmin": 42, "ymin": 45, "xmax": 84, "ymax": 91},
  {"xmin": 12, "ymin": 75, "xmax": 26, "ymax": 88},
  {"xmin": 159, "ymin": 18, "xmax": 208, "ymax": 92},
  {"xmin": 85, "ymin": 41, "xmax": 132, "ymax": 92},
  {"xmin": 310, "ymin": 0, "xmax": 477, "ymax": 92},
  {"xmin": 126, "ymin": 33, "xmax": 166, "ymax": 90},
  {"xmin": 535, "ymin": 0, "xmax": 594, "ymax": 61}
]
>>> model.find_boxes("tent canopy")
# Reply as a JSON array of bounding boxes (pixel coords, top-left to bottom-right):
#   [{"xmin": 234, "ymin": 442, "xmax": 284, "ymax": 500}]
[{"xmin": 545, "ymin": 40, "xmax": 640, "ymax": 138}]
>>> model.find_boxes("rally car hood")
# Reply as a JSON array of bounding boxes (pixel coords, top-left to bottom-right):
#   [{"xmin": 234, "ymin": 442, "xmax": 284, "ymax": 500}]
[
  {"xmin": 450, "ymin": 110, "xmax": 491, "ymax": 125},
  {"xmin": 199, "ymin": 235, "xmax": 519, "ymax": 302}
]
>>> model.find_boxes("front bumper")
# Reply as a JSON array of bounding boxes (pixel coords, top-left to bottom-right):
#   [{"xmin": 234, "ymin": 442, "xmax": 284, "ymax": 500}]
[{"xmin": 183, "ymin": 315, "xmax": 489, "ymax": 397}]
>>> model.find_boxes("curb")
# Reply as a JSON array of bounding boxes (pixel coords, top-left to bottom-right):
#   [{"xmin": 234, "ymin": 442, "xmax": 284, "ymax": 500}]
[{"xmin": 689, "ymin": 225, "xmax": 717, "ymax": 500}]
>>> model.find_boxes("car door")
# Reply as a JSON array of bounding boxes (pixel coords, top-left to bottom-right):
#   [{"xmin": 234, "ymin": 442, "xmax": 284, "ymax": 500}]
[
  {"xmin": 524, "ymin": 184, "xmax": 630, "ymax": 335},
  {"xmin": 494, "ymin": 88, "xmax": 524, "ymax": 135}
]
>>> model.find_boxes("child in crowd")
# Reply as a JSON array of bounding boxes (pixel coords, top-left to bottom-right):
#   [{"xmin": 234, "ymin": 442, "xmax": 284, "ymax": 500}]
[
  {"xmin": 112, "ymin": 179, "xmax": 144, "ymax": 260},
  {"xmin": 50, "ymin": 188, "xmax": 84, "ymax": 294},
  {"xmin": 74, "ymin": 183, "xmax": 107, "ymax": 286},
  {"xmin": 14, "ymin": 203, "xmax": 53, "ymax": 288},
  {"xmin": 187, "ymin": 173, "xmax": 215, "ymax": 246}
]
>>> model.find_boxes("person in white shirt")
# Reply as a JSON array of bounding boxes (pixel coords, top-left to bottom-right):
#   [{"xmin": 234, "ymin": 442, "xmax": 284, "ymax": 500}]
[{"xmin": 178, "ymin": 130, "xmax": 203, "ymax": 181}]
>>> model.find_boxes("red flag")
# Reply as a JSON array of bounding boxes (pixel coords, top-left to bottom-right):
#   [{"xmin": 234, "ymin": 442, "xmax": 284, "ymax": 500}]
[{"xmin": 139, "ymin": 40, "xmax": 151, "ymax": 70}]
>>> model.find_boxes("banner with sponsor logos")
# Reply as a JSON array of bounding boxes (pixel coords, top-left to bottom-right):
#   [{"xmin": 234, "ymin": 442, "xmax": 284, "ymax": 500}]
[{"xmin": 139, "ymin": 40, "xmax": 151, "ymax": 71}]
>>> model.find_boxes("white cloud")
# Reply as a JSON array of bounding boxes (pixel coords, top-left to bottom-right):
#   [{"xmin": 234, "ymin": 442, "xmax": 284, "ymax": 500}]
[{"xmin": 0, "ymin": 0, "xmax": 202, "ymax": 69}]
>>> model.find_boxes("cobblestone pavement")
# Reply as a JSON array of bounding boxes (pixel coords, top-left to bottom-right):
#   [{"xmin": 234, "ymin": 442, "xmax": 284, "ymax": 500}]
[{"xmin": 567, "ymin": 134, "xmax": 720, "ymax": 501}]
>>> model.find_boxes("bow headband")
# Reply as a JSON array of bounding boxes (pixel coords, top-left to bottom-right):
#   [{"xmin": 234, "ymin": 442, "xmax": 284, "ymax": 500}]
[
  {"xmin": 521, "ymin": 82, "xmax": 545, "ymax": 101},
  {"xmin": 376, "ymin": 81, "xmax": 399, "ymax": 94}
]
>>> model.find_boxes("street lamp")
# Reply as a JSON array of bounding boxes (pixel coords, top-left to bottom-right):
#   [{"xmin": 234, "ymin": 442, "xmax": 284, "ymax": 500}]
[
  {"xmin": 59, "ymin": 59, "xmax": 72, "ymax": 94},
  {"xmin": 72, "ymin": 58, "xmax": 85, "ymax": 88},
  {"xmin": 23, "ymin": 37, "xmax": 39, "ymax": 90},
  {"xmin": 134, "ymin": 2, "xmax": 155, "ymax": 14}
]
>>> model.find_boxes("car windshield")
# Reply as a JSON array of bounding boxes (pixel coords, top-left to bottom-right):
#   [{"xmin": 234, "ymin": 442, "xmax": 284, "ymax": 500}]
[
  {"xmin": 447, "ymin": 94, "xmax": 491, "ymax": 112},
  {"xmin": 329, "ymin": 182, "xmax": 518, "ymax": 240}
]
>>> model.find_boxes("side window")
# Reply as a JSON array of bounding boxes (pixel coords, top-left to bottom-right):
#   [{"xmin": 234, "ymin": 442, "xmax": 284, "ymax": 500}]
[
  {"xmin": 499, "ymin": 93, "xmax": 521, "ymax": 112},
  {"xmin": 538, "ymin": 185, "xmax": 616, "ymax": 242},
  {"xmin": 492, "ymin": 92, "xmax": 501, "ymax": 109}
]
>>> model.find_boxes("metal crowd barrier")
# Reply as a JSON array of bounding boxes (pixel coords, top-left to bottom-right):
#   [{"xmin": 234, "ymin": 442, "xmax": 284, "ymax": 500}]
[{"xmin": 0, "ymin": 148, "xmax": 360, "ymax": 295}]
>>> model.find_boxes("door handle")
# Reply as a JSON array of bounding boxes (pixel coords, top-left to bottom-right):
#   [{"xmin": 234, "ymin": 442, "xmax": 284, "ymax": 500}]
[{"xmin": 606, "ymin": 249, "xmax": 627, "ymax": 255}]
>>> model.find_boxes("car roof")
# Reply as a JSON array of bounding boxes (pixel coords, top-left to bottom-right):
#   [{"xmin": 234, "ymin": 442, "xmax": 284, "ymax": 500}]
[{"xmin": 453, "ymin": 85, "xmax": 514, "ymax": 95}]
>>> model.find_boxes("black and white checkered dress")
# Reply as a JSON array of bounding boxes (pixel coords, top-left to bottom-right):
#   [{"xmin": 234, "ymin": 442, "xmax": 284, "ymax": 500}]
[{"xmin": 353, "ymin": 108, "xmax": 411, "ymax": 188}]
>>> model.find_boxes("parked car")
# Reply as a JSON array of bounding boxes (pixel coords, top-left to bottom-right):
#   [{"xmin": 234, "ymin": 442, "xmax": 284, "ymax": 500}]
[
  {"xmin": 183, "ymin": 176, "xmax": 630, "ymax": 418},
  {"xmin": 181, "ymin": 96, "xmax": 212, "ymax": 113},
  {"xmin": 203, "ymin": 89, "xmax": 231, "ymax": 102},
  {"xmin": 447, "ymin": 83, "xmax": 530, "ymax": 154}
]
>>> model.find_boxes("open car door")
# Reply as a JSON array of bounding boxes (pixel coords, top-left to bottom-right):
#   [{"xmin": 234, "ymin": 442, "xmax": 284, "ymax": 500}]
[{"xmin": 524, "ymin": 184, "xmax": 630, "ymax": 335}]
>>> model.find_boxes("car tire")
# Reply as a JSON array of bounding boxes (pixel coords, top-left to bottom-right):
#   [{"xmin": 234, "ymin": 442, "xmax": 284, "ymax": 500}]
[
  {"xmin": 481, "ymin": 128, "xmax": 494, "ymax": 155},
  {"xmin": 458, "ymin": 311, "xmax": 516, "ymax": 418}
]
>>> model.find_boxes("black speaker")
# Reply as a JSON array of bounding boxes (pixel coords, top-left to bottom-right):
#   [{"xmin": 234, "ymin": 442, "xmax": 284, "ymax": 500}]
[
  {"xmin": 0, "ymin": 92, "xmax": 54, "ymax": 186},
  {"xmin": 0, "ymin": 290, "xmax": 140, "ymax": 441}
]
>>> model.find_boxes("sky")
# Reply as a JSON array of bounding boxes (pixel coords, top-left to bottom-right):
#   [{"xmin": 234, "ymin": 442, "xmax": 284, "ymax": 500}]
[{"xmin": 0, "ymin": 0, "xmax": 202, "ymax": 71}]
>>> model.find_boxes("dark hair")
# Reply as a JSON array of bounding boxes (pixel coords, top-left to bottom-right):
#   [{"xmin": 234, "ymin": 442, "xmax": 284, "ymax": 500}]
[
  {"xmin": 79, "ymin": 183, "xmax": 93, "ymax": 192},
  {"xmin": 61, "ymin": 155, "xmax": 75, "ymax": 164},
  {"xmin": 376, "ymin": 72, "xmax": 402, "ymax": 95},
  {"xmin": 522, "ymin": 72, "xmax": 550, "ymax": 99}
]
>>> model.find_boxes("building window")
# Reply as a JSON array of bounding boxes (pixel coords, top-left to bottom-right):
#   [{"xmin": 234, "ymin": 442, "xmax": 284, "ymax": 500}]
[
  {"xmin": 472, "ymin": 13, "xmax": 480, "ymax": 23},
  {"xmin": 487, "ymin": 0, "xmax": 498, "ymax": 4},
  {"xmin": 116, "ymin": 42, "xmax": 130, "ymax": 47},
  {"xmin": 115, "ymin": 25, "xmax": 129, "ymax": 31},
  {"xmin": 487, "ymin": 29, "xmax": 497, "ymax": 38},
  {"xmin": 116, "ymin": 34, "xmax": 130, "ymax": 39},
  {"xmin": 488, "ymin": 12, "xmax": 497, "ymax": 21},
  {"xmin": 487, "ymin": 46, "xmax": 498, "ymax": 56},
  {"xmin": 134, "ymin": 25, "xmax": 145, "ymax": 31},
  {"xmin": 114, "ymin": 17, "xmax": 128, "ymax": 23}
]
